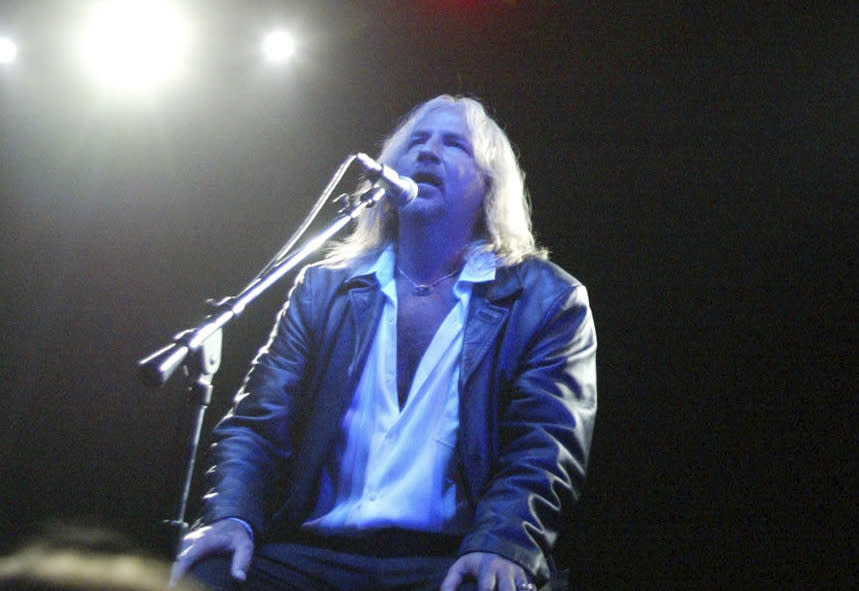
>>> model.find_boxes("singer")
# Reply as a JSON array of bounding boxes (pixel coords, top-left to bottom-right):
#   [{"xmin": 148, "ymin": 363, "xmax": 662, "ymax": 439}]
[{"xmin": 171, "ymin": 95, "xmax": 597, "ymax": 591}]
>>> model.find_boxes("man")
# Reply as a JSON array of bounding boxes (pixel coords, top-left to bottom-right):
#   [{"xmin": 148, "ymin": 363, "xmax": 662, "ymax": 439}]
[{"xmin": 172, "ymin": 95, "xmax": 597, "ymax": 591}]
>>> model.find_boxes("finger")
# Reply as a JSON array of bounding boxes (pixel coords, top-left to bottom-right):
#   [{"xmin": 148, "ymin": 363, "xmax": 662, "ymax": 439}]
[
  {"xmin": 170, "ymin": 540, "xmax": 210, "ymax": 586},
  {"xmin": 497, "ymin": 573, "xmax": 526, "ymax": 591},
  {"xmin": 230, "ymin": 536, "xmax": 254, "ymax": 581},
  {"xmin": 169, "ymin": 554, "xmax": 193, "ymax": 587},
  {"xmin": 439, "ymin": 566, "xmax": 465, "ymax": 591},
  {"xmin": 476, "ymin": 560, "xmax": 500, "ymax": 591},
  {"xmin": 492, "ymin": 562, "xmax": 526, "ymax": 591},
  {"xmin": 170, "ymin": 530, "xmax": 232, "ymax": 585},
  {"xmin": 439, "ymin": 557, "xmax": 470, "ymax": 591},
  {"xmin": 497, "ymin": 576, "xmax": 516, "ymax": 591},
  {"xmin": 477, "ymin": 569, "xmax": 498, "ymax": 591},
  {"xmin": 439, "ymin": 570, "xmax": 463, "ymax": 591}
]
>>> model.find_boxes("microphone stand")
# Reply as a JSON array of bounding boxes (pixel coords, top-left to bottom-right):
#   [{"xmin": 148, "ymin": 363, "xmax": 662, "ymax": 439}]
[{"xmin": 138, "ymin": 157, "xmax": 387, "ymax": 558}]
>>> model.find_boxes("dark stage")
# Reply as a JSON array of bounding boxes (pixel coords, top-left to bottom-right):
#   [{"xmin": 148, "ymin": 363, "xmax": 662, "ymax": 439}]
[{"xmin": 0, "ymin": 2, "xmax": 853, "ymax": 588}]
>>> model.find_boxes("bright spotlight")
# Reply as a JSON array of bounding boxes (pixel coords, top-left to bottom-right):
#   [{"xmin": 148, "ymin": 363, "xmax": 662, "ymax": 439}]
[
  {"xmin": 261, "ymin": 30, "xmax": 295, "ymax": 63},
  {"xmin": 0, "ymin": 36, "xmax": 17, "ymax": 65},
  {"xmin": 78, "ymin": 0, "xmax": 190, "ymax": 92}
]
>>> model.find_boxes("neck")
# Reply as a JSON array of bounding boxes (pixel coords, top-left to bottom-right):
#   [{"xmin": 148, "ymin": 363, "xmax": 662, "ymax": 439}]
[{"xmin": 396, "ymin": 224, "xmax": 470, "ymax": 281}]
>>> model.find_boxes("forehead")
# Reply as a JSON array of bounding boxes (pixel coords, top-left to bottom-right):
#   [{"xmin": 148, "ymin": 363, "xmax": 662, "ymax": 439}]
[{"xmin": 411, "ymin": 105, "xmax": 471, "ymax": 137}]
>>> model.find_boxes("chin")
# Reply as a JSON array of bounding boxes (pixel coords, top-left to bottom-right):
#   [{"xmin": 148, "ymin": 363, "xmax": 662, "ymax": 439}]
[{"xmin": 401, "ymin": 196, "xmax": 444, "ymax": 220}]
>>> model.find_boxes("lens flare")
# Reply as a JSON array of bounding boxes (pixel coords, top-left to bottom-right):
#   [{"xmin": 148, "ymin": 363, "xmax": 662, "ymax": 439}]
[{"xmin": 77, "ymin": 0, "xmax": 191, "ymax": 93}]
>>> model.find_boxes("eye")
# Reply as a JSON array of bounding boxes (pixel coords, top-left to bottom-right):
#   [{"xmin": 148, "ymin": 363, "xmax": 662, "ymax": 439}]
[
  {"xmin": 446, "ymin": 137, "xmax": 472, "ymax": 153},
  {"xmin": 406, "ymin": 133, "xmax": 428, "ymax": 150}
]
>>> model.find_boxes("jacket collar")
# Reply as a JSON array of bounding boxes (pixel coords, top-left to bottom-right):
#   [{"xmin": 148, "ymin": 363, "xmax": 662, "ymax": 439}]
[
  {"xmin": 338, "ymin": 250, "xmax": 526, "ymax": 303},
  {"xmin": 341, "ymin": 244, "xmax": 512, "ymax": 289},
  {"xmin": 478, "ymin": 263, "xmax": 524, "ymax": 302}
]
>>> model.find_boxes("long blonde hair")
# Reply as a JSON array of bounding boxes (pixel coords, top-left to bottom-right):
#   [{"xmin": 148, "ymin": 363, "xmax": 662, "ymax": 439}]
[{"xmin": 326, "ymin": 95, "xmax": 547, "ymax": 267}]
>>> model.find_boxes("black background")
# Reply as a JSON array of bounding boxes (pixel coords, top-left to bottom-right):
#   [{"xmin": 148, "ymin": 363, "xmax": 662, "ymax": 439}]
[{"xmin": 0, "ymin": 1, "xmax": 854, "ymax": 588}]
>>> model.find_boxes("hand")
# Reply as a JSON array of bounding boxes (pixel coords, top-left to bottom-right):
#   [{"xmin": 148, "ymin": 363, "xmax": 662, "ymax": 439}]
[
  {"xmin": 170, "ymin": 519, "xmax": 254, "ymax": 586},
  {"xmin": 440, "ymin": 551, "xmax": 534, "ymax": 591}
]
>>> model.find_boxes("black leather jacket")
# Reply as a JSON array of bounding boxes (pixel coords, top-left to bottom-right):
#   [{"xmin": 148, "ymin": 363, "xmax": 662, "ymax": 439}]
[{"xmin": 201, "ymin": 256, "xmax": 597, "ymax": 582}]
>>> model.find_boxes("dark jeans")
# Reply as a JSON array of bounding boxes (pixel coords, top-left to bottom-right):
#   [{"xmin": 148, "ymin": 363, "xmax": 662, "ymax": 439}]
[{"xmin": 186, "ymin": 530, "xmax": 476, "ymax": 591}]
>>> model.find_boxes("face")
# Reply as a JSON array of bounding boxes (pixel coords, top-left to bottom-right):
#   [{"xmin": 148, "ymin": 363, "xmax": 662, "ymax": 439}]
[{"xmin": 394, "ymin": 105, "xmax": 488, "ymax": 236}]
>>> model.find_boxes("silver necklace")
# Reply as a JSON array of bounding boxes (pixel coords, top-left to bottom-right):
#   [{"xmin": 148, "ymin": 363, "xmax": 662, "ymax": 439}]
[{"xmin": 397, "ymin": 266, "xmax": 461, "ymax": 296}]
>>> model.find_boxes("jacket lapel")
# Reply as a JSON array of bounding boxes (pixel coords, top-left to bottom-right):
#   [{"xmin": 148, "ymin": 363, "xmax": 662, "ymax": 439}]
[
  {"xmin": 313, "ymin": 276, "xmax": 383, "ymax": 431},
  {"xmin": 346, "ymin": 277, "xmax": 385, "ymax": 379},
  {"xmin": 460, "ymin": 266, "xmax": 522, "ymax": 386}
]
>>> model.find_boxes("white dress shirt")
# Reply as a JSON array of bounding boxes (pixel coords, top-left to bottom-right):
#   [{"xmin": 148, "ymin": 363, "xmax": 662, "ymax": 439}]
[{"xmin": 303, "ymin": 246, "xmax": 496, "ymax": 535}]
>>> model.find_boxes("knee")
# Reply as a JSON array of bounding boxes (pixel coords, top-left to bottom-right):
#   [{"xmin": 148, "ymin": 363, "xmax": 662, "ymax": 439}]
[{"xmin": 184, "ymin": 554, "xmax": 240, "ymax": 591}]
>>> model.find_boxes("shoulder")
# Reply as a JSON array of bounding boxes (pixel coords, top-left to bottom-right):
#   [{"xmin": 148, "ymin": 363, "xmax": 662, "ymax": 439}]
[
  {"xmin": 488, "ymin": 259, "xmax": 593, "ymax": 334},
  {"xmin": 515, "ymin": 257, "xmax": 584, "ymax": 288},
  {"xmin": 300, "ymin": 261, "xmax": 354, "ymax": 283},
  {"xmin": 293, "ymin": 260, "xmax": 377, "ymax": 298},
  {"xmin": 496, "ymin": 257, "xmax": 588, "ymax": 302}
]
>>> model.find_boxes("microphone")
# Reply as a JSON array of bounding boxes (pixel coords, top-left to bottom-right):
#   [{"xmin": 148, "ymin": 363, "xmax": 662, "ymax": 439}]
[{"xmin": 354, "ymin": 152, "xmax": 418, "ymax": 207}]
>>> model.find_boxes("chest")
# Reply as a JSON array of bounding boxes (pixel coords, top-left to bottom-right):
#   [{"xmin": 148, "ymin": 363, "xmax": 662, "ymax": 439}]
[{"xmin": 395, "ymin": 282, "xmax": 458, "ymax": 402}]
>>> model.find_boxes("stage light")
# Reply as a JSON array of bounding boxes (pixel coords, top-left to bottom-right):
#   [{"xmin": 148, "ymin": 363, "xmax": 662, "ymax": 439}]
[
  {"xmin": 0, "ymin": 36, "xmax": 17, "ymax": 65},
  {"xmin": 77, "ymin": 0, "xmax": 190, "ymax": 93},
  {"xmin": 261, "ymin": 30, "xmax": 296, "ymax": 63}
]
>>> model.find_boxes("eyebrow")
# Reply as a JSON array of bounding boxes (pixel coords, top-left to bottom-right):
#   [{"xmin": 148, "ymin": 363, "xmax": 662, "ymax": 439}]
[
  {"xmin": 408, "ymin": 131, "xmax": 430, "ymax": 142},
  {"xmin": 408, "ymin": 130, "xmax": 473, "ymax": 147}
]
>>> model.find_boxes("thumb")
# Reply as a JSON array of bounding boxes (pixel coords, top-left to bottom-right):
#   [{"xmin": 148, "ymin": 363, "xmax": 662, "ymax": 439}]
[{"xmin": 230, "ymin": 539, "xmax": 253, "ymax": 581}]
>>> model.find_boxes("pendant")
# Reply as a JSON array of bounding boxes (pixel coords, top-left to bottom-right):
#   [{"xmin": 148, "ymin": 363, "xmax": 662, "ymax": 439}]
[{"xmin": 414, "ymin": 285, "xmax": 432, "ymax": 296}]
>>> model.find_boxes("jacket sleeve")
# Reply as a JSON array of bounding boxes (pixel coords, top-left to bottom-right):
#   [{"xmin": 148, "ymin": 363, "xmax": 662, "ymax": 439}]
[
  {"xmin": 459, "ymin": 282, "xmax": 597, "ymax": 583},
  {"xmin": 199, "ymin": 267, "xmax": 317, "ymax": 536}
]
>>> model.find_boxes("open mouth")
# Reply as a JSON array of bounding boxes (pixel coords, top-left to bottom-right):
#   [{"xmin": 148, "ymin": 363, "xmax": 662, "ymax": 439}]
[{"xmin": 412, "ymin": 171, "xmax": 443, "ymax": 189}]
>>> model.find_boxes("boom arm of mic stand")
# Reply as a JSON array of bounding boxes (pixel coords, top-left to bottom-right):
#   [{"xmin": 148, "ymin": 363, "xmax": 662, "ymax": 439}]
[{"xmin": 137, "ymin": 185, "xmax": 387, "ymax": 387}]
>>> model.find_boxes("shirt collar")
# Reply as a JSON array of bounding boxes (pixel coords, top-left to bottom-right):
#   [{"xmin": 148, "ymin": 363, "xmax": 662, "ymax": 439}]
[
  {"xmin": 347, "ymin": 244, "xmax": 497, "ymax": 288},
  {"xmin": 459, "ymin": 249, "xmax": 497, "ymax": 284},
  {"xmin": 347, "ymin": 246, "xmax": 396, "ymax": 288}
]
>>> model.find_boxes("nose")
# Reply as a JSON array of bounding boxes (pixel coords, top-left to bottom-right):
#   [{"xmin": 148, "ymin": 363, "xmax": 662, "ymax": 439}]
[{"xmin": 417, "ymin": 136, "xmax": 441, "ymax": 162}]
